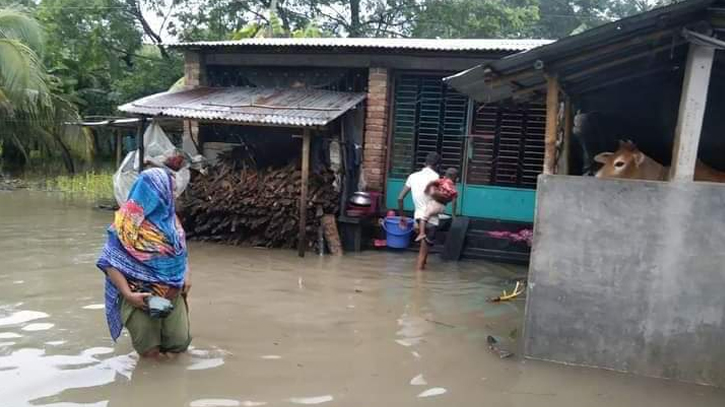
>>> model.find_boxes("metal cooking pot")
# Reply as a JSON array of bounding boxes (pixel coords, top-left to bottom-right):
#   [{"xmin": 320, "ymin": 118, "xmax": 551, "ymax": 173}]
[{"xmin": 349, "ymin": 191, "xmax": 372, "ymax": 207}]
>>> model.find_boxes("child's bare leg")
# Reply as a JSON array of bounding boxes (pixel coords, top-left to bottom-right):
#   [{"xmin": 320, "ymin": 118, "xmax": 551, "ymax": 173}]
[{"xmin": 416, "ymin": 219, "xmax": 427, "ymax": 242}]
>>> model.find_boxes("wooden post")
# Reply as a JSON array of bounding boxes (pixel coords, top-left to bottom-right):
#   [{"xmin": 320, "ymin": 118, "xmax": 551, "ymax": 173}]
[
  {"xmin": 298, "ymin": 129, "xmax": 311, "ymax": 257},
  {"xmin": 670, "ymin": 44, "xmax": 715, "ymax": 182},
  {"xmin": 561, "ymin": 98, "xmax": 573, "ymax": 175},
  {"xmin": 115, "ymin": 129, "xmax": 123, "ymax": 168},
  {"xmin": 543, "ymin": 76, "xmax": 560, "ymax": 175},
  {"xmin": 136, "ymin": 117, "xmax": 147, "ymax": 171}
]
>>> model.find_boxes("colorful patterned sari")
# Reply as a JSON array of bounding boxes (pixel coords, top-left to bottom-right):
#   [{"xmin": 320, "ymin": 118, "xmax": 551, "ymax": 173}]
[{"xmin": 97, "ymin": 168, "xmax": 188, "ymax": 341}]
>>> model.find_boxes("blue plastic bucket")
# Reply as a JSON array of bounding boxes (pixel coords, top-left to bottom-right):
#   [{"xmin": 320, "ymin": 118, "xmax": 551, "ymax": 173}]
[{"xmin": 382, "ymin": 216, "xmax": 415, "ymax": 249}]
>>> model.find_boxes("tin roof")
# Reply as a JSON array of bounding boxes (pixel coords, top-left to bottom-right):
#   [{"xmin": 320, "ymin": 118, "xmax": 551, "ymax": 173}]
[
  {"xmin": 167, "ymin": 38, "xmax": 553, "ymax": 52},
  {"xmin": 445, "ymin": 0, "xmax": 724, "ymax": 102},
  {"xmin": 118, "ymin": 87, "xmax": 367, "ymax": 127}
]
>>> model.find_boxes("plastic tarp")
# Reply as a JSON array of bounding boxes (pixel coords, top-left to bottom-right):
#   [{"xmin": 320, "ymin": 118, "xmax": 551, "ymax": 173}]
[{"xmin": 113, "ymin": 123, "xmax": 198, "ymax": 205}]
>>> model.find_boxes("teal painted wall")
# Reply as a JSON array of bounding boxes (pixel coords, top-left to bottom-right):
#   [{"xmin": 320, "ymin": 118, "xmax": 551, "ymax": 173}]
[{"xmin": 385, "ymin": 178, "xmax": 535, "ymax": 222}]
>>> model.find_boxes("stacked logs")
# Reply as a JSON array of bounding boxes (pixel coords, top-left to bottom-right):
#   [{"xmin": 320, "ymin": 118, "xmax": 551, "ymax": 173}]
[{"xmin": 179, "ymin": 154, "xmax": 338, "ymax": 250}]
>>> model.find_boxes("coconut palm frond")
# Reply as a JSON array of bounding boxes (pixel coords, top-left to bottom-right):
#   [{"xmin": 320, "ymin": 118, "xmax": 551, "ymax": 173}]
[
  {"xmin": 0, "ymin": 38, "xmax": 50, "ymax": 107},
  {"xmin": 0, "ymin": 8, "xmax": 44, "ymax": 53}
]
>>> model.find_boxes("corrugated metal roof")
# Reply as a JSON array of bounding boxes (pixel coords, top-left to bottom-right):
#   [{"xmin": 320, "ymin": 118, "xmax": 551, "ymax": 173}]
[
  {"xmin": 445, "ymin": 0, "xmax": 723, "ymax": 102},
  {"xmin": 167, "ymin": 38, "xmax": 553, "ymax": 52},
  {"xmin": 118, "ymin": 87, "xmax": 367, "ymax": 127}
]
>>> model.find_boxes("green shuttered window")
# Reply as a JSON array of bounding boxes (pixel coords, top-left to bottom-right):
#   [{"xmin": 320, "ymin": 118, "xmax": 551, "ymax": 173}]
[{"xmin": 389, "ymin": 73, "xmax": 469, "ymax": 179}]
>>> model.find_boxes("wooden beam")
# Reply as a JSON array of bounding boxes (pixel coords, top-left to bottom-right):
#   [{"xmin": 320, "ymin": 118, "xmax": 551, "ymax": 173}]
[
  {"xmin": 486, "ymin": 29, "xmax": 675, "ymax": 89},
  {"xmin": 670, "ymin": 44, "xmax": 715, "ymax": 182},
  {"xmin": 561, "ymin": 98, "xmax": 573, "ymax": 176},
  {"xmin": 136, "ymin": 117, "xmax": 147, "ymax": 171},
  {"xmin": 298, "ymin": 129, "xmax": 312, "ymax": 257},
  {"xmin": 543, "ymin": 76, "xmax": 560, "ymax": 175},
  {"xmin": 115, "ymin": 130, "xmax": 123, "ymax": 168},
  {"xmin": 511, "ymin": 39, "xmax": 688, "ymax": 99},
  {"xmin": 205, "ymin": 52, "xmax": 496, "ymax": 72}
]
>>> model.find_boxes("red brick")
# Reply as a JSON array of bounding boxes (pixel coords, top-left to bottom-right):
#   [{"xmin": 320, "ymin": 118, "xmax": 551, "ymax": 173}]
[
  {"xmin": 366, "ymin": 124, "xmax": 385, "ymax": 132},
  {"xmin": 368, "ymin": 111, "xmax": 387, "ymax": 120},
  {"xmin": 367, "ymin": 85, "xmax": 388, "ymax": 92},
  {"xmin": 366, "ymin": 118, "xmax": 386, "ymax": 126},
  {"xmin": 367, "ymin": 105, "xmax": 388, "ymax": 113},
  {"xmin": 365, "ymin": 131, "xmax": 385, "ymax": 138},
  {"xmin": 365, "ymin": 143, "xmax": 385, "ymax": 151}
]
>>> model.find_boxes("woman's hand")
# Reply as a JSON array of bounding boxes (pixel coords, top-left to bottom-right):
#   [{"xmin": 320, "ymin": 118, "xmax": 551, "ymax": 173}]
[{"xmin": 124, "ymin": 292, "xmax": 151, "ymax": 310}]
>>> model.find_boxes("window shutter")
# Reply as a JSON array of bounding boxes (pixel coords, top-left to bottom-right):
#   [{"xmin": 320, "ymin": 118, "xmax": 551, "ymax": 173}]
[
  {"xmin": 467, "ymin": 104, "xmax": 546, "ymax": 189},
  {"xmin": 389, "ymin": 73, "xmax": 469, "ymax": 179}
]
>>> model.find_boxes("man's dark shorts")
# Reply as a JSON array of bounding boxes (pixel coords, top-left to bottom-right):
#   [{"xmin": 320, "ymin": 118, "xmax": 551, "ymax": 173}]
[{"xmin": 416, "ymin": 220, "xmax": 437, "ymax": 245}]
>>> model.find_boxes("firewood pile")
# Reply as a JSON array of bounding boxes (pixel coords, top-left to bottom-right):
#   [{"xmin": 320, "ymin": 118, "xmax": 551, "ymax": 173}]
[{"xmin": 179, "ymin": 151, "xmax": 339, "ymax": 250}]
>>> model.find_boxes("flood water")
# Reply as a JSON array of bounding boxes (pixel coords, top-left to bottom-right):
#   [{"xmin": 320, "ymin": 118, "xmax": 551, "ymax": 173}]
[{"xmin": 1, "ymin": 191, "xmax": 724, "ymax": 407}]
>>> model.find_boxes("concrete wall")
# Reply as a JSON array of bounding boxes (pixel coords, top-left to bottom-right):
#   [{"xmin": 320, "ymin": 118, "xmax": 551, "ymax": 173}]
[{"xmin": 525, "ymin": 175, "xmax": 725, "ymax": 387}]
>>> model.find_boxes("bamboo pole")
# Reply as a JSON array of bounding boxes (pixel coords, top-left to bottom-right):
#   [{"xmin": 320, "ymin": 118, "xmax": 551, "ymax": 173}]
[
  {"xmin": 298, "ymin": 129, "xmax": 311, "ymax": 257},
  {"xmin": 543, "ymin": 76, "xmax": 560, "ymax": 175}
]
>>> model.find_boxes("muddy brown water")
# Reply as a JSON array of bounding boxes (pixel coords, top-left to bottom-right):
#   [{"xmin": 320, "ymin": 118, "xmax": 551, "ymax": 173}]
[{"xmin": 1, "ymin": 191, "xmax": 724, "ymax": 407}]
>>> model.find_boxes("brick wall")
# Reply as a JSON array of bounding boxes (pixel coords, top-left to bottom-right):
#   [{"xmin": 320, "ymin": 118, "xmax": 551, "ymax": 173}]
[
  {"xmin": 183, "ymin": 52, "xmax": 205, "ymax": 155},
  {"xmin": 363, "ymin": 67, "xmax": 390, "ymax": 191},
  {"xmin": 184, "ymin": 51, "xmax": 205, "ymax": 87}
]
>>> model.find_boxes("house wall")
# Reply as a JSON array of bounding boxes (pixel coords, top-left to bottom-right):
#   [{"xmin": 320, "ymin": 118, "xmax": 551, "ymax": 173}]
[
  {"xmin": 180, "ymin": 49, "xmax": 514, "ymax": 194},
  {"xmin": 182, "ymin": 52, "xmax": 206, "ymax": 155},
  {"xmin": 525, "ymin": 174, "xmax": 725, "ymax": 387}
]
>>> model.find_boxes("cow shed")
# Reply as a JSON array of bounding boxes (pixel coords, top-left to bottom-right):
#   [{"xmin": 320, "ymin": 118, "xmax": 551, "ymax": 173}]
[{"xmin": 447, "ymin": 0, "xmax": 725, "ymax": 387}]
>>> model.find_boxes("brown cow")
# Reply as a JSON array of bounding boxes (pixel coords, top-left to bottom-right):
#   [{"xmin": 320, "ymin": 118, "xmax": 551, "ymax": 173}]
[{"xmin": 594, "ymin": 140, "xmax": 725, "ymax": 182}]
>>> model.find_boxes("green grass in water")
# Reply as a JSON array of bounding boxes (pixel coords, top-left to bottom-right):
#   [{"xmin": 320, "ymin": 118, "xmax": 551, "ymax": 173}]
[{"xmin": 50, "ymin": 171, "xmax": 114, "ymax": 201}]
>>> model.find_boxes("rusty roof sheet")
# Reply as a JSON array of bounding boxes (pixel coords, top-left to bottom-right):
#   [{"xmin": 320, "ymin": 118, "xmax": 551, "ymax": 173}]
[
  {"xmin": 167, "ymin": 38, "xmax": 553, "ymax": 52},
  {"xmin": 118, "ymin": 87, "xmax": 367, "ymax": 127}
]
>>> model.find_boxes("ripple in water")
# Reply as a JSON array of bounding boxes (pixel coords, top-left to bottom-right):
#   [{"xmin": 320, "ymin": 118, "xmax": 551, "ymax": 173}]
[
  {"xmin": 288, "ymin": 395, "xmax": 334, "ymax": 405},
  {"xmin": 22, "ymin": 323, "xmax": 55, "ymax": 331},
  {"xmin": 0, "ymin": 310, "xmax": 49, "ymax": 327}
]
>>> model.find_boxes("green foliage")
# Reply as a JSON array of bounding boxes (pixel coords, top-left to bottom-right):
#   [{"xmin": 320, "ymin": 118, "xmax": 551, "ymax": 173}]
[
  {"xmin": 412, "ymin": 0, "xmax": 540, "ymax": 39},
  {"xmin": 112, "ymin": 46, "xmax": 183, "ymax": 105},
  {"xmin": 0, "ymin": 7, "xmax": 49, "ymax": 110},
  {"xmin": 48, "ymin": 170, "xmax": 114, "ymax": 200},
  {"xmin": 37, "ymin": 0, "xmax": 143, "ymax": 115},
  {"xmin": 231, "ymin": 8, "xmax": 327, "ymax": 39}
]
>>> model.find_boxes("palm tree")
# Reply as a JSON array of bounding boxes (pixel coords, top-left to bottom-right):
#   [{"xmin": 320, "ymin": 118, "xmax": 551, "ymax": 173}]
[
  {"xmin": 0, "ymin": 8, "xmax": 86, "ymax": 173},
  {"xmin": 0, "ymin": 8, "xmax": 48, "ymax": 114}
]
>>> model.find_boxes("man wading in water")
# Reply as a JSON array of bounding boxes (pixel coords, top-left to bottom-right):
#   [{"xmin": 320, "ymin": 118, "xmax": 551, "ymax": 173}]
[{"xmin": 398, "ymin": 152, "xmax": 446, "ymax": 271}]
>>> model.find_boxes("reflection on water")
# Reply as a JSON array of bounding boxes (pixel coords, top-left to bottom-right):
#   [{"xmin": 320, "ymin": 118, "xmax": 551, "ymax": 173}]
[{"xmin": 1, "ymin": 191, "xmax": 724, "ymax": 407}]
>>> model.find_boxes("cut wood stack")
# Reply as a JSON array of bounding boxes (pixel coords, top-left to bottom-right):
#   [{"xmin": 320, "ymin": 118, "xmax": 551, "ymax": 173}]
[{"xmin": 179, "ymin": 152, "xmax": 339, "ymax": 250}]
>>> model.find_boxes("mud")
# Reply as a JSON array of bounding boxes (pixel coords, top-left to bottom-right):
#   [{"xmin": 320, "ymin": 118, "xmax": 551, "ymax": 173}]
[{"xmin": 1, "ymin": 191, "xmax": 724, "ymax": 406}]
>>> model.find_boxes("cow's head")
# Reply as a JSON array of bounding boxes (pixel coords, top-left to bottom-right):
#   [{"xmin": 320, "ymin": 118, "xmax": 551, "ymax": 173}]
[{"xmin": 594, "ymin": 140, "xmax": 646, "ymax": 179}]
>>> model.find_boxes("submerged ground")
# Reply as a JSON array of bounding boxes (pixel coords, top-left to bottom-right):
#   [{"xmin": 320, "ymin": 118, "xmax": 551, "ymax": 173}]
[{"xmin": 1, "ymin": 191, "xmax": 724, "ymax": 407}]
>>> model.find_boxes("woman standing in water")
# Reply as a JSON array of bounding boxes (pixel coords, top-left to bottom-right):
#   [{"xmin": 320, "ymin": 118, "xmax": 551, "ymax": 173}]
[{"xmin": 97, "ymin": 167, "xmax": 191, "ymax": 358}]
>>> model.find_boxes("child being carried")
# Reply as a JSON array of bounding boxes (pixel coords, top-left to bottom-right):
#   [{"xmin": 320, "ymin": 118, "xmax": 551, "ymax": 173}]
[{"xmin": 416, "ymin": 168, "xmax": 458, "ymax": 242}]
